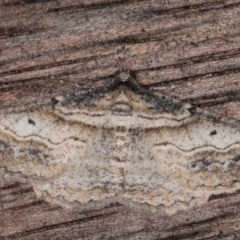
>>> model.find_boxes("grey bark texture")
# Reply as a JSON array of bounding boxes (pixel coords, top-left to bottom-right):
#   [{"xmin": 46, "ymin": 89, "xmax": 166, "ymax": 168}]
[{"xmin": 1, "ymin": 0, "xmax": 240, "ymax": 239}]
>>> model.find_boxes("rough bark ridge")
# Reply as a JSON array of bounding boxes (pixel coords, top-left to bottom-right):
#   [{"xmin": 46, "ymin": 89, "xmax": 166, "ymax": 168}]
[{"xmin": 1, "ymin": 0, "xmax": 240, "ymax": 239}]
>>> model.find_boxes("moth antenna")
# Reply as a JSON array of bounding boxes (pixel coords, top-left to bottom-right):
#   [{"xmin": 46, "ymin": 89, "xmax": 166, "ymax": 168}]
[
  {"xmin": 103, "ymin": 75, "xmax": 120, "ymax": 92},
  {"xmin": 127, "ymin": 73, "xmax": 145, "ymax": 93}
]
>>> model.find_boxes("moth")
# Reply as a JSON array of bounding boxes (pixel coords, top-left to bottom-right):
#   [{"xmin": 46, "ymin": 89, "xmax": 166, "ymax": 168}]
[{"xmin": 1, "ymin": 68, "xmax": 240, "ymax": 215}]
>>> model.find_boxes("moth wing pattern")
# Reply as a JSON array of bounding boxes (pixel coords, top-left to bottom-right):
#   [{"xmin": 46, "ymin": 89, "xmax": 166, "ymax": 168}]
[
  {"xmin": 0, "ymin": 102, "xmax": 126, "ymax": 210},
  {"xmin": 1, "ymin": 69, "xmax": 240, "ymax": 215},
  {"xmin": 122, "ymin": 100, "xmax": 240, "ymax": 214},
  {"xmin": 0, "ymin": 108, "xmax": 87, "ymax": 183}
]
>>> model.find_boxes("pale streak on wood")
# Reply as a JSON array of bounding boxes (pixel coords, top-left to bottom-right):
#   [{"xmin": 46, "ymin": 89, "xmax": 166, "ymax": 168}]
[{"xmin": 1, "ymin": 69, "xmax": 240, "ymax": 215}]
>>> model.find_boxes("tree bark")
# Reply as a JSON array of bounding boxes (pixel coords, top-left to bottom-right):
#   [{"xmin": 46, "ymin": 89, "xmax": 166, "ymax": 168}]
[{"xmin": 1, "ymin": 0, "xmax": 240, "ymax": 239}]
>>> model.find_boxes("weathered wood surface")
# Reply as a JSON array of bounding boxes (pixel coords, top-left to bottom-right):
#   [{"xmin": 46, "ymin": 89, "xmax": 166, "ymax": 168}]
[{"xmin": 1, "ymin": 0, "xmax": 240, "ymax": 239}]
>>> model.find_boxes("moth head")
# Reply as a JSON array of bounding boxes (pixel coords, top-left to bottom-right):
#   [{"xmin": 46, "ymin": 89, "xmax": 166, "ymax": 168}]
[
  {"xmin": 104, "ymin": 69, "xmax": 143, "ymax": 93},
  {"xmin": 117, "ymin": 68, "xmax": 132, "ymax": 82}
]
